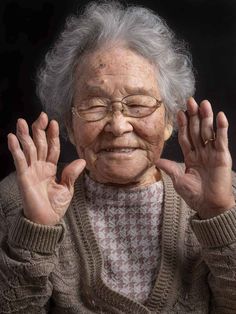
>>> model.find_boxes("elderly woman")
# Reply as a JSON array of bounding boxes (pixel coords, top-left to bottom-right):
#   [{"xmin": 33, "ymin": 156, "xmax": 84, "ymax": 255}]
[{"xmin": 0, "ymin": 1, "xmax": 236, "ymax": 313}]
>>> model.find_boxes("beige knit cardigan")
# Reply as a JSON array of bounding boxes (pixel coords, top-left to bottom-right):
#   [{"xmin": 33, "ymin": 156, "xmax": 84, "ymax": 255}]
[{"xmin": 0, "ymin": 170, "xmax": 236, "ymax": 313}]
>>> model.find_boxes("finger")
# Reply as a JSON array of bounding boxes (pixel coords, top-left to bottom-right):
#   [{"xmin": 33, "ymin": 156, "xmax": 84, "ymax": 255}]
[
  {"xmin": 215, "ymin": 111, "xmax": 229, "ymax": 151},
  {"xmin": 16, "ymin": 118, "xmax": 37, "ymax": 165},
  {"xmin": 186, "ymin": 97, "xmax": 201, "ymax": 149},
  {"xmin": 7, "ymin": 133, "xmax": 28, "ymax": 174},
  {"xmin": 46, "ymin": 120, "xmax": 60, "ymax": 165},
  {"xmin": 199, "ymin": 100, "xmax": 215, "ymax": 146},
  {"xmin": 177, "ymin": 110, "xmax": 192, "ymax": 156},
  {"xmin": 61, "ymin": 159, "xmax": 86, "ymax": 192},
  {"xmin": 156, "ymin": 158, "xmax": 183, "ymax": 185},
  {"xmin": 32, "ymin": 112, "xmax": 49, "ymax": 161}
]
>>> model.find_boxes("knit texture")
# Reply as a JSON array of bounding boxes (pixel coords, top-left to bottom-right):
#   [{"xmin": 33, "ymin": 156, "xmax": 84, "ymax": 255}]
[
  {"xmin": 85, "ymin": 173, "xmax": 163, "ymax": 302},
  {"xmin": 0, "ymin": 169, "xmax": 236, "ymax": 313}
]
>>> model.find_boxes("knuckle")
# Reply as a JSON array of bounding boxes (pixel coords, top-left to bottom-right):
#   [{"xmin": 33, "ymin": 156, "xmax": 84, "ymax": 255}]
[
  {"xmin": 29, "ymin": 144, "xmax": 36, "ymax": 154},
  {"xmin": 39, "ymin": 141, "xmax": 47, "ymax": 149},
  {"xmin": 22, "ymin": 140, "xmax": 36, "ymax": 154},
  {"xmin": 49, "ymin": 138, "xmax": 60, "ymax": 147},
  {"xmin": 16, "ymin": 153, "xmax": 25, "ymax": 161},
  {"xmin": 52, "ymin": 146, "xmax": 60, "ymax": 153},
  {"xmin": 37, "ymin": 137, "xmax": 47, "ymax": 145}
]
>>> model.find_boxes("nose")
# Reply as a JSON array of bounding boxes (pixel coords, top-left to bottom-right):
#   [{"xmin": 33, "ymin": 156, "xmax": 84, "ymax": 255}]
[{"xmin": 104, "ymin": 102, "xmax": 133, "ymax": 136}]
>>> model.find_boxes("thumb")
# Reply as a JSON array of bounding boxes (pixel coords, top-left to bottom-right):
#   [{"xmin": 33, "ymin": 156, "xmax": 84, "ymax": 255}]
[
  {"xmin": 156, "ymin": 158, "xmax": 183, "ymax": 184},
  {"xmin": 61, "ymin": 159, "xmax": 86, "ymax": 191}
]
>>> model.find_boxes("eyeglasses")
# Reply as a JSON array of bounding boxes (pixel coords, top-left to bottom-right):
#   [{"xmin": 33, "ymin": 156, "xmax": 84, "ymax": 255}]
[{"xmin": 71, "ymin": 94, "xmax": 162, "ymax": 122}]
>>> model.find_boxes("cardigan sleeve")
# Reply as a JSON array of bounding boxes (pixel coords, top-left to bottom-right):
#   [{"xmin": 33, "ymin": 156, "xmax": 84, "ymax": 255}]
[
  {"xmin": 0, "ymin": 172, "xmax": 65, "ymax": 313},
  {"xmin": 191, "ymin": 171, "xmax": 236, "ymax": 314}
]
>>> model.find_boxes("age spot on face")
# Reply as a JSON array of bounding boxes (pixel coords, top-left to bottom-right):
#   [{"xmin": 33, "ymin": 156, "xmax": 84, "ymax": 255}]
[{"xmin": 99, "ymin": 63, "xmax": 106, "ymax": 69}]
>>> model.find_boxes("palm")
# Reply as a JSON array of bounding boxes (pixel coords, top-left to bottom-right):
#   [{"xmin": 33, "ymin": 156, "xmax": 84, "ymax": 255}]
[
  {"xmin": 8, "ymin": 113, "xmax": 86, "ymax": 225},
  {"xmin": 157, "ymin": 98, "xmax": 234, "ymax": 219},
  {"xmin": 18, "ymin": 161, "xmax": 69, "ymax": 225},
  {"xmin": 178, "ymin": 149, "xmax": 232, "ymax": 216}
]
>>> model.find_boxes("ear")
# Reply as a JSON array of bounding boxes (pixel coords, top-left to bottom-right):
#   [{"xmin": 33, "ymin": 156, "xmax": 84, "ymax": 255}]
[{"xmin": 164, "ymin": 123, "xmax": 173, "ymax": 141}]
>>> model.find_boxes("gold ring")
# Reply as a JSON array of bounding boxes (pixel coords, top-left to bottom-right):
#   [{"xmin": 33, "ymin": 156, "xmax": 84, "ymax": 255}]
[{"xmin": 203, "ymin": 133, "xmax": 216, "ymax": 146}]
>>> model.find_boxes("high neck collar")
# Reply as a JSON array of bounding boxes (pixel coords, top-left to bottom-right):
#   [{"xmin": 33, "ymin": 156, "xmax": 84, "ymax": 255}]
[{"xmin": 84, "ymin": 172, "xmax": 163, "ymax": 207}]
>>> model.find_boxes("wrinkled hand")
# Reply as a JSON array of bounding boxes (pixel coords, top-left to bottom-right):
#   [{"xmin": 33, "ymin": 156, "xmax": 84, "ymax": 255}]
[
  {"xmin": 8, "ymin": 112, "xmax": 86, "ymax": 225},
  {"xmin": 157, "ymin": 97, "xmax": 235, "ymax": 219}
]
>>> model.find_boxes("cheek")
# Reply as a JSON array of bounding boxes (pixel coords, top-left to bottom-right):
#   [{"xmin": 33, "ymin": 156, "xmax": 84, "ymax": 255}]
[
  {"xmin": 135, "ymin": 118, "xmax": 165, "ymax": 145},
  {"xmin": 72, "ymin": 122, "xmax": 103, "ymax": 157},
  {"xmin": 134, "ymin": 118, "xmax": 166, "ymax": 161}
]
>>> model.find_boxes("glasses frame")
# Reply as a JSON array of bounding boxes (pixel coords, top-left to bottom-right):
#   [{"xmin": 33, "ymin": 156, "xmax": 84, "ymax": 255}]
[{"xmin": 71, "ymin": 94, "xmax": 162, "ymax": 122}]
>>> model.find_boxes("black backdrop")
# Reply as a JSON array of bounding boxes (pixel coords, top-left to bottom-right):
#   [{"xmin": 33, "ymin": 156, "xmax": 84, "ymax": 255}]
[{"xmin": 0, "ymin": 0, "xmax": 235, "ymax": 180}]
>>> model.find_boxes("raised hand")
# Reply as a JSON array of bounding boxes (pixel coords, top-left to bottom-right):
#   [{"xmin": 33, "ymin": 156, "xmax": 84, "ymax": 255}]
[
  {"xmin": 157, "ymin": 97, "xmax": 235, "ymax": 219},
  {"xmin": 7, "ymin": 112, "xmax": 86, "ymax": 225}
]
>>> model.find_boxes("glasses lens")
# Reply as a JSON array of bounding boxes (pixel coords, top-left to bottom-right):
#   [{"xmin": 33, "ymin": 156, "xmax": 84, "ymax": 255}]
[
  {"xmin": 72, "ymin": 95, "xmax": 161, "ymax": 121},
  {"xmin": 124, "ymin": 95, "xmax": 158, "ymax": 117},
  {"xmin": 77, "ymin": 97, "xmax": 108, "ymax": 121}
]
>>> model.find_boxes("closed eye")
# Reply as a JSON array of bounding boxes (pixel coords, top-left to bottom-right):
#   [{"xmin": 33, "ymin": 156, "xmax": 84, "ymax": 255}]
[
  {"xmin": 126, "ymin": 103, "xmax": 148, "ymax": 108},
  {"xmin": 80, "ymin": 105, "xmax": 107, "ymax": 112}
]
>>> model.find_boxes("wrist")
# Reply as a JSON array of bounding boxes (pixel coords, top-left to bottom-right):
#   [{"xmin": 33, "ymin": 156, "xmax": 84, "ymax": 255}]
[
  {"xmin": 23, "ymin": 210, "xmax": 61, "ymax": 226},
  {"xmin": 198, "ymin": 199, "xmax": 236, "ymax": 220}
]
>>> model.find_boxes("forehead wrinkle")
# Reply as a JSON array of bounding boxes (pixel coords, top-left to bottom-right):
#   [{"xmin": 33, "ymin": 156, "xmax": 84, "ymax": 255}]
[{"xmin": 83, "ymin": 80, "xmax": 158, "ymax": 97}]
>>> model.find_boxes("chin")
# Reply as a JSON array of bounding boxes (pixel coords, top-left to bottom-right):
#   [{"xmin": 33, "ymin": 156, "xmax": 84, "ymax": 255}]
[{"xmin": 90, "ymin": 163, "xmax": 156, "ymax": 186}]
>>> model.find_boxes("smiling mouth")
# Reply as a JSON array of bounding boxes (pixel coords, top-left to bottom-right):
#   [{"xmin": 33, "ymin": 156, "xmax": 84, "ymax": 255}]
[{"xmin": 101, "ymin": 148, "xmax": 137, "ymax": 153}]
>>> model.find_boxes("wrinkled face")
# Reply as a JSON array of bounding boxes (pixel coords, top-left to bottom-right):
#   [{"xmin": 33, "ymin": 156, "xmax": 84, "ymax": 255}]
[{"xmin": 71, "ymin": 45, "xmax": 171, "ymax": 186}]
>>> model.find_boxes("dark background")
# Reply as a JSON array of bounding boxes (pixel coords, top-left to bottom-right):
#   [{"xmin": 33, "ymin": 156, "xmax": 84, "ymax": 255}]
[{"xmin": 0, "ymin": 0, "xmax": 235, "ymax": 180}]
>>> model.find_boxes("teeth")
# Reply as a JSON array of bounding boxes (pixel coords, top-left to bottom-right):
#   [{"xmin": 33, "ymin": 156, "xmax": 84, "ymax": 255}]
[{"xmin": 104, "ymin": 148, "xmax": 135, "ymax": 153}]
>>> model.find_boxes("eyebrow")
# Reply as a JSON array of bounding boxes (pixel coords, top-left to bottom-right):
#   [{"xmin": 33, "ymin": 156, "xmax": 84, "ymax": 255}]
[
  {"xmin": 83, "ymin": 83, "xmax": 156, "ymax": 96},
  {"xmin": 84, "ymin": 84, "xmax": 108, "ymax": 95}
]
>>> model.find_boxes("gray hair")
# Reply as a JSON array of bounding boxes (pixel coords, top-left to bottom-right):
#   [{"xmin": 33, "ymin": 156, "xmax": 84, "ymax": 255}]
[{"xmin": 36, "ymin": 0, "xmax": 195, "ymax": 137}]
